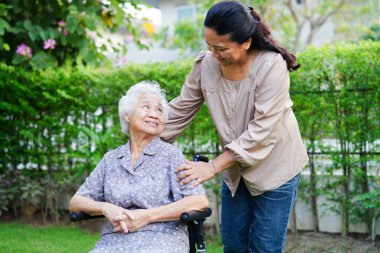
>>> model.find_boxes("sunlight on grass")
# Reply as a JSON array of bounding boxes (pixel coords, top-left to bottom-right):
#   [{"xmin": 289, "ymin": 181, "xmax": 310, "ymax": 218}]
[
  {"xmin": 0, "ymin": 222, "xmax": 223, "ymax": 252},
  {"xmin": 0, "ymin": 222, "xmax": 99, "ymax": 253}
]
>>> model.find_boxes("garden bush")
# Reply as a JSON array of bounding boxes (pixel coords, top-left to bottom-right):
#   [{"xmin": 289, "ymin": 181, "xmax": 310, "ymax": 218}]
[{"xmin": 0, "ymin": 41, "xmax": 379, "ymax": 237}]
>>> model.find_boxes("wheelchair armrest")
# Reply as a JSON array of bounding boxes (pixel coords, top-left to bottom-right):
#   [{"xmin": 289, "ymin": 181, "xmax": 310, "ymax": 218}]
[
  {"xmin": 180, "ymin": 207, "xmax": 212, "ymax": 223},
  {"xmin": 70, "ymin": 207, "xmax": 212, "ymax": 223},
  {"xmin": 69, "ymin": 212, "xmax": 104, "ymax": 222}
]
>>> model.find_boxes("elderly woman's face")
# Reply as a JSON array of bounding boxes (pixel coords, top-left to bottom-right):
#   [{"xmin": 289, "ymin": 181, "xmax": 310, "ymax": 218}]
[{"xmin": 126, "ymin": 93, "xmax": 164, "ymax": 137}]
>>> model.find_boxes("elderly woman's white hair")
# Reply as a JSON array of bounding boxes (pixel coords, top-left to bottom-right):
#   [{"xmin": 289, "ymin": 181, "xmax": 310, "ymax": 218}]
[{"xmin": 118, "ymin": 81, "xmax": 170, "ymax": 135}]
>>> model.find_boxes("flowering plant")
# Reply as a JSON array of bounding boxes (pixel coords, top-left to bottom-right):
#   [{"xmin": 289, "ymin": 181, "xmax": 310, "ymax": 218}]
[
  {"xmin": 0, "ymin": 1, "xmax": 150, "ymax": 69},
  {"xmin": 16, "ymin": 44, "xmax": 32, "ymax": 59},
  {"xmin": 43, "ymin": 39, "xmax": 56, "ymax": 50},
  {"xmin": 57, "ymin": 20, "xmax": 68, "ymax": 36}
]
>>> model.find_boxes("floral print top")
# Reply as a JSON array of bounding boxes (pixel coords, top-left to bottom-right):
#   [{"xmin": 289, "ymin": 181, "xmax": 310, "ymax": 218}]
[{"xmin": 76, "ymin": 137, "xmax": 205, "ymax": 253}]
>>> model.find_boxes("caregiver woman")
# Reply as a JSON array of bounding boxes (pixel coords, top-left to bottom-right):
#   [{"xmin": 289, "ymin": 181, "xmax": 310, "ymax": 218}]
[{"xmin": 160, "ymin": 1, "xmax": 308, "ymax": 253}]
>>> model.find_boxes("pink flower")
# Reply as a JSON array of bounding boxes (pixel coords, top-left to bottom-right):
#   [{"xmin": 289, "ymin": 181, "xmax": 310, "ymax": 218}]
[
  {"xmin": 58, "ymin": 20, "xmax": 66, "ymax": 27},
  {"xmin": 43, "ymin": 39, "xmax": 56, "ymax": 50},
  {"xmin": 58, "ymin": 20, "xmax": 69, "ymax": 36},
  {"xmin": 16, "ymin": 43, "xmax": 32, "ymax": 58}
]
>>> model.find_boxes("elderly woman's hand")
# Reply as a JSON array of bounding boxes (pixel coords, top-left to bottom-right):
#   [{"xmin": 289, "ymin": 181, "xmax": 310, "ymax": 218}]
[
  {"xmin": 112, "ymin": 209, "xmax": 151, "ymax": 233},
  {"xmin": 176, "ymin": 161, "xmax": 217, "ymax": 187},
  {"xmin": 101, "ymin": 203, "xmax": 131, "ymax": 232}
]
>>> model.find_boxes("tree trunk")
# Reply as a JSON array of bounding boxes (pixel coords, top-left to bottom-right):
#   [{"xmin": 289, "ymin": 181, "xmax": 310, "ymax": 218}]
[
  {"xmin": 371, "ymin": 213, "xmax": 376, "ymax": 246},
  {"xmin": 341, "ymin": 140, "xmax": 350, "ymax": 237},
  {"xmin": 360, "ymin": 103, "xmax": 371, "ymax": 234},
  {"xmin": 309, "ymin": 147, "xmax": 319, "ymax": 232},
  {"xmin": 291, "ymin": 205, "xmax": 297, "ymax": 234}
]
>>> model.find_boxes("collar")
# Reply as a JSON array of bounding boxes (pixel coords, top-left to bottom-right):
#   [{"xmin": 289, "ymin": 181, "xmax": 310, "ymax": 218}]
[{"xmin": 116, "ymin": 137, "xmax": 161, "ymax": 159}]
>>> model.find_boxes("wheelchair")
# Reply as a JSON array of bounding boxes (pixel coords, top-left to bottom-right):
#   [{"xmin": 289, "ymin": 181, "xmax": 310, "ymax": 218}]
[{"xmin": 70, "ymin": 154, "xmax": 212, "ymax": 253}]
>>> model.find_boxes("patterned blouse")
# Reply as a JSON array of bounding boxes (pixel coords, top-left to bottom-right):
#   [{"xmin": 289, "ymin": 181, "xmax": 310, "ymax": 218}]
[{"xmin": 76, "ymin": 137, "xmax": 205, "ymax": 253}]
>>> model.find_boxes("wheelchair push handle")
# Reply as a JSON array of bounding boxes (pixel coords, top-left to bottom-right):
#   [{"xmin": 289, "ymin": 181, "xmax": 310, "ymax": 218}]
[
  {"xmin": 180, "ymin": 207, "xmax": 212, "ymax": 223},
  {"xmin": 193, "ymin": 154, "xmax": 209, "ymax": 163}
]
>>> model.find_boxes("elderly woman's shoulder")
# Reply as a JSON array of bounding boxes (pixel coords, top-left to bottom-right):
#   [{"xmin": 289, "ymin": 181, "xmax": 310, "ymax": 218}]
[
  {"xmin": 99, "ymin": 143, "xmax": 129, "ymax": 161},
  {"xmin": 156, "ymin": 141, "xmax": 187, "ymax": 162}
]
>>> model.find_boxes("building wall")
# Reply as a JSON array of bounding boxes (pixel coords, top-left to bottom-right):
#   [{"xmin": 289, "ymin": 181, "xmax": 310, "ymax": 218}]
[{"xmin": 160, "ymin": 0, "xmax": 200, "ymax": 27}]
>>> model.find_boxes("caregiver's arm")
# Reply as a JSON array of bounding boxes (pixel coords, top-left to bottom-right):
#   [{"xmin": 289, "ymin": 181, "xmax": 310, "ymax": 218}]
[{"xmin": 160, "ymin": 51, "xmax": 206, "ymax": 143}]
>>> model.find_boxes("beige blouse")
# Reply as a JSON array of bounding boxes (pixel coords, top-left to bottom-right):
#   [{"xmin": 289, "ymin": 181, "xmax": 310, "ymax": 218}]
[{"xmin": 161, "ymin": 50, "xmax": 308, "ymax": 196}]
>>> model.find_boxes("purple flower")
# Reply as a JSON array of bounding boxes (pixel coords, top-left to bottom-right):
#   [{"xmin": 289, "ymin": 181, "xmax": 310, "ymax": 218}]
[
  {"xmin": 58, "ymin": 20, "xmax": 68, "ymax": 36},
  {"xmin": 16, "ymin": 43, "xmax": 32, "ymax": 59},
  {"xmin": 43, "ymin": 39, "xmax": 56, "ymax": 50},
  {"xmin": 58, "ymin": 20, "xmax": 66, "ymax": 27}
]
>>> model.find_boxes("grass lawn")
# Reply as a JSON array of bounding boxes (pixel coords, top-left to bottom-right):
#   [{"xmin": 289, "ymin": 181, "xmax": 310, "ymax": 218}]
[
  {"xmin": 0, "ymin": 222, "xmax": 223, "ymax": 253},
  {"xmin": 0, "ymin": 222, "xmax": 99, "ymax": 253}
]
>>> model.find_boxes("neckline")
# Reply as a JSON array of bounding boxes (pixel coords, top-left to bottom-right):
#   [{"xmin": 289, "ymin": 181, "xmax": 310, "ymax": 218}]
[
  {"xmin": 222, "ymin": 77, "xmax": 243, "ymax": 84},
  {"xmin": 220, "ymin": 50, "xmax": 259, "ymax": 82}
]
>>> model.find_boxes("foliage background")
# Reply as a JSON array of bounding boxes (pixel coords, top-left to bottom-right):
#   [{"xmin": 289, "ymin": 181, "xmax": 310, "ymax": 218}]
[
  {"xmin": 159, "ymin": 0, "xmax": 378, "ymax": 54},
  {"xmin": 0, "ymin": 0, "xmax": 153, "ymax": 69},
  {"xmin": 1, "ymin": 41, "xmax": 379, "ymax": 238}
]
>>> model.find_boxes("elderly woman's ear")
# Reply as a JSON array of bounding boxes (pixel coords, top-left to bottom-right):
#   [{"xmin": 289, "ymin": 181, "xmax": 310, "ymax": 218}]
[{"xmin": 124, "ymin": 114, "xmax": 130, "ymax": 123}]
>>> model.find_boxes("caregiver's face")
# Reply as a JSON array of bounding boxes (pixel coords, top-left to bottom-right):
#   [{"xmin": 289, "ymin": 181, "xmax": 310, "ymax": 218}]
[{"xmin": 204, "ymin": 27, "xmax": 249, "ymax": 67}]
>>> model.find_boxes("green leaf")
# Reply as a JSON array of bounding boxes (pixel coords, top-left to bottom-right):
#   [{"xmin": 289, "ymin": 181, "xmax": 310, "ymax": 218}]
[
  {"xmin": 3, "ymin": 42, "xmax": 10, "ymax": 51},
  {"xmin": 11, "ymin": 54, "xmax": 27, "ymax": 65},
  {"xmin": 0, "ymin": 18, "xmax": 9, "ymax": 35},
  {"xmin": 57, "ymin": 89, "xmax": 77, "ymax": 101},
  {"xmin": 30, "ymin": 51, "xmax": 57, "ymax": 69},
  {"xmin": 37, "ymin": 26, "xmax": 47, "ymax": 41}
]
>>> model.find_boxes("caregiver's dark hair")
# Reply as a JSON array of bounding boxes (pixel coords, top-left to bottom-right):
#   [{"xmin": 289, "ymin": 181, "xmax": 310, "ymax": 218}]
[{"xmin": 204, "ymin": 1, "xmax": 300, "ymax": 71}]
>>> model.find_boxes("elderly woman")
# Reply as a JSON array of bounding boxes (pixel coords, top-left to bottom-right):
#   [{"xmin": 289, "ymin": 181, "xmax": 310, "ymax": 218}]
[{"xmin": 69, "ymin": 81, "xmax": 209, "ymax": 253}]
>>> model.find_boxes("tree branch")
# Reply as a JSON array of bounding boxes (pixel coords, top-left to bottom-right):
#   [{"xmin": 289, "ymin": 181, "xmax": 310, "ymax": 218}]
[
  {"xmin": 314, "ymin": 0, "xmax": 346, "ymax": 30},
  {"xmin": 286, "ymin": 0, "xmax": 300, "ymax": 24}
]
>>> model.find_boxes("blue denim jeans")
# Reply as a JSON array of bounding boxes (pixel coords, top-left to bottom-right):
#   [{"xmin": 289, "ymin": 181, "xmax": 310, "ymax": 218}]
[{"xmin": 221, "ymin": 174, "xmax": 300, "ymax": 253}]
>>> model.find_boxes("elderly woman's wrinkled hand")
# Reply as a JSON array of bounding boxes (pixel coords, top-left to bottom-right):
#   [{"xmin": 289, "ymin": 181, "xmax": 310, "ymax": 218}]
[
  {"xmin": 112, "ymin": 209, "xmax": 151, "ymax": 233},
  {"xmin": 101, "ymin": 202, "xmax": 131, "ymax": 233},
  {"xmin": 176, "ymin": 161, "xmax": 216, "ymax": 187}
]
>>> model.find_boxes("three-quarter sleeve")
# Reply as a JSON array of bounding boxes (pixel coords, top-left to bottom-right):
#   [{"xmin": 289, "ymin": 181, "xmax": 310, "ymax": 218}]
[
  {"xmin": 225, "ymin": 54, "xmax": 290, "ymax": 168},
  {"xmin": 160, "ymin": 51, "xmax": 207, "ymax": 143},
  {"xmin": 168, "ymin": 149, "xmax": 205, "ymax": 201},
  {"xmin": 75, "ymin": 157, "xmax": 107, "ymax": 202}
]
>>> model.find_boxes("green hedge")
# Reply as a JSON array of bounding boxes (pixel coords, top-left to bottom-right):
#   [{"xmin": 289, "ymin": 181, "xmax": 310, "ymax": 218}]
[
  {"xmin": 290, "ymin": 41, "xmax": 380, "ymax": 235},
  {"xmin": 0, "ymin": 56, "xmax": 219, "ymax": 221},
  {"xmin": 0, "ymin": 41, "xmax": 379, "ymax": 234}
]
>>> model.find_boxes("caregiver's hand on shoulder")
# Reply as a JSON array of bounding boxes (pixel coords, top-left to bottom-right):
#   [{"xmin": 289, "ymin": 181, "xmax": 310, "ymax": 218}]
[{"xmin": 176, "ymin": 161, "xmax": 217, "ymax": 187}]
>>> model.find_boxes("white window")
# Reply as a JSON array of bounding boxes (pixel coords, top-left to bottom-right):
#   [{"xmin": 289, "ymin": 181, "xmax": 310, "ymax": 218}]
[{"xmin": 177, "ymin": 5, "xmax": 197, "ymax": 20}]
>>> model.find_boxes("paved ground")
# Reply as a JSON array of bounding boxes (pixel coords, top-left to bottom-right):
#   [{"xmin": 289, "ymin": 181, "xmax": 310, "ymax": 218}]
[{"xmin": 285, "ymin": 231, "xmax": 379, "ymax": 253}]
